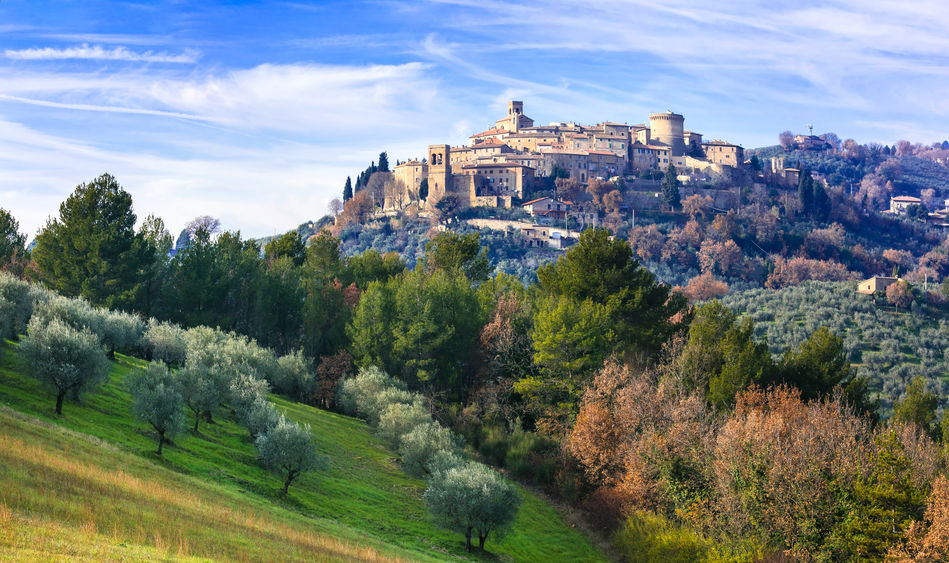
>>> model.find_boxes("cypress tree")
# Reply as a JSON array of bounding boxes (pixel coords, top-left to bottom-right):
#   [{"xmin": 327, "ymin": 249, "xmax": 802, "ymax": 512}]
[
  {"xmin": 343, "ymin": 177, "xmax": 353, "ymax": 201},
  {"xmin": 813, "ymin": 179, "xmax": 831, "ymax": 221},
  {"xmin": 798, "ymin": 167, "xmax": 814, "ymax": 215},
  {"xmin": 378, "ymin": 152, "xmax": 390, "ymax": 173},
  {"xmin": 661, "ymin": 163, "xmax": 680, "ymax": 209}
]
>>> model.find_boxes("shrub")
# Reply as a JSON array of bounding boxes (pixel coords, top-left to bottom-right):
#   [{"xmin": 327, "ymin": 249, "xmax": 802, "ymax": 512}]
[
  {"xmin": 376, "ymin": 400, "xmax": 431, "ymax": 447},
  {"xmin": 255, "ymin": 415, "xmax": 326, "ymax": 495},
  {"xmin": 612, "ymin": 511, "xmax": 709, "ymax": 563},
  {"xmin": 398, "ymin": 422, "xmax": 464, "ymax": 478},
  {"xmin": 423, "ymin": 460, "xmax": 521, "ymax": 552},
  {"xmin": 144, "ymin": 320, "xmax": 187, "ymax": 367},
  {"xmin": 20, "ymin": 316, "xmax": 109, "ymax": 415},
  {"xmin": 0, "ymin": 295, "xmax": 12, "ymax": 342},
  {"xmin": 127, "ymin": 362, "xmax": 184, "ymax": 455}
]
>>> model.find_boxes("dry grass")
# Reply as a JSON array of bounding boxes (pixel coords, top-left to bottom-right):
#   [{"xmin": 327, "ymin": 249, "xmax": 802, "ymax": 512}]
[{"xmin": 0, "ymin": 411, "xmax": 414, "ymax": 563}]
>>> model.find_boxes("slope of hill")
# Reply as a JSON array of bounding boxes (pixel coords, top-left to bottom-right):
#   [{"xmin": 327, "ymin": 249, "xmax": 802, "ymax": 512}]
[
  {"xmin": 0, "ymin": 344, "xmax": 607, "ymax": 562},
  {"xmin": 721, "ymin": 281, "xmax": 949, "ymax": 410}
]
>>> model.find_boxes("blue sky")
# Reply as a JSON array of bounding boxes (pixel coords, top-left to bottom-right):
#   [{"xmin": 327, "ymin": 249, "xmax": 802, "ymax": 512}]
[{"xmin": 2, "ymin": 0, "xmax": 948, "ymax": 239}]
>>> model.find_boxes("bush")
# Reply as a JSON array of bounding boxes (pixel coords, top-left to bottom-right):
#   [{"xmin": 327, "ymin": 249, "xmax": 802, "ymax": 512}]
[
  {"xmin": 255, "ymin": 415, "xmax": 326, "ymax": 495},
  {"xmin": 127, "ymin": 362, "xmax": 184, "ymax": 455},
  {"xmin": 612, "ymin": 511, "xmax": 710, "ymax": 563},
  {"xmin": 0, "ymin": 295, "xmax": 12, "ymax": 342},
  {"xmin": 144, "ymin": 320, "xmax": 187, "ymax": 367},
  {"xmin": 20, "ymin": 316, "xmax": 109, "ymax": 415},
  {"xmin": 423, "ymin": 460, "xmax": 521, "ymax": 552},
  {"xmin": 376, "ymin": 400, "xmax": 431, "ymax": 447},
  {"xmin": 398, "ymin": 422, "xmax": 464, "ymax": 478}
]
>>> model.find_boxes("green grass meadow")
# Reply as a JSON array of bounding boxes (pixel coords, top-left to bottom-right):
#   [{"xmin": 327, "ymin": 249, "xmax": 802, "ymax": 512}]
[{"xmin": 0, "ymin": 342, "xmax": 607, "ymax": 562}]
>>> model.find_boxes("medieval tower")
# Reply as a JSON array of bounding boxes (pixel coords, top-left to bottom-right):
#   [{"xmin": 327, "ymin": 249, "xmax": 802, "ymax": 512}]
[
  {"xmin": 649, "ymin": 111, "xmax": 686, "ymax": 156},
  {"xmin": 427, "ymin": 144, "xmax": 451, "ymax": 202}
]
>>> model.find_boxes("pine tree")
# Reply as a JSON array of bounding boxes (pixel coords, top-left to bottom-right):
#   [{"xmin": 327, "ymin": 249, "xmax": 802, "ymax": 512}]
[
  {"xmin": 378, "ymin": 152, "xmax": 390, "ymax": 173},
  {"xmin": 661, "ymin": 163, "xmax": 680, "ymax": 209},
  {"xmin": 343, "ymin": 177, "xmax": 353, "ymax": 201}
]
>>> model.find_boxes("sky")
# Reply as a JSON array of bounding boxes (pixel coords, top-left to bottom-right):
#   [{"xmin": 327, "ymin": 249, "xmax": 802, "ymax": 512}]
[{"xmin": 2, "ymin": 0, "xmax": 948, "ymax": 240}]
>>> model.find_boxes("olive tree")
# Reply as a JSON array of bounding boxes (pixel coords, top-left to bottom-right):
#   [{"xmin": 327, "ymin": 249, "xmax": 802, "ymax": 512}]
[
  {"xmin": 423, "ymin": 460, "xmax": 522, "ymax": 552},
  {"xmin": 274, "ymin": 349, "xmax": 316, "ymax": 401},
  {"xmin": 176, "ymin": 363, "xmax": 224, "ymax": 433},
  {"xmin": 243, "ymin": 398, "xmax": 281, "ymax": 439},
  {"xmin": 144, "ymin": 319, "xmax": 188, "ymax": 367},
  {"xmin": 376, "ymin": 400, "xmax": 431, "ymax": 447},
  {"xmin": 127, "ymin": 362, "xmax": 184, "ymax": 455},
  {"xmin": 337, "ymin": 365, "xmax": 407, "ymax": 419},
  {"xmin": 254, "ymin": 415, "xmax": 325, "ymax": 495},
  {"xmin": 20, "ymin": 316, "xmax": 109, "ymax": 414},
  {"xmin": 398, "ymin": 422, "xmax": 465, "ymax": 478},
  {"xmin": 0, "ymin": 272, "xmax": 48, "ymax": 339}
]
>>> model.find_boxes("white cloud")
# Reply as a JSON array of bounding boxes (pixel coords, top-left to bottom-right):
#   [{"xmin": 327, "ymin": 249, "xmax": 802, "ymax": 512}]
[{"xmin": 4, "ymin": 44, "xmax": 200, "ymax": 63}]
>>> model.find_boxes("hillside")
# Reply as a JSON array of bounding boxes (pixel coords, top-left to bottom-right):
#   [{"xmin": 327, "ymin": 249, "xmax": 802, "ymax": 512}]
[
  {"xmin": 0, "ymin": 343, "xmax": 607, "ymax": 562},
  {"xmin": 721, "ymin": 281, "xmax": 949, "ymax": 410}
]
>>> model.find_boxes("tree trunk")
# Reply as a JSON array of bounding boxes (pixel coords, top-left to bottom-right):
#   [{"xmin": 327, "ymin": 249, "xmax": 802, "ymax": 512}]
[
  {"xmin": 55, "ymin": 390, "xmax": 65, "ymax": 415},
  {"xmin": 157, "ymin": 430, "xmax": 165, "ymax": 455},
  {"xmin": 464, "ymin": 528, "xmax": 472, "ymax": 552},
  {"xmin": 282, "ymin": 470, "xmax": 297, "ymax": 496},
  {"xmin": 479, "ymin": 530, "xmax": 488, "ymax": 550},
  {"xmin": 193, "ymin": 411, "xmax": 200, "ymax": 433}
]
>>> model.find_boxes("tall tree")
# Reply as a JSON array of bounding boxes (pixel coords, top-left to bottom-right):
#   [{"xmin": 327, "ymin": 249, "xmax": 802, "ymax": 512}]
[
  {"xmin": 32, "ymin": 173, "xmax": 148, "ymax": 310},
  {"xmin": 798, "ymin": 167, "xmax": 814, "ymax": 215},
  {"xmin": 422, "ymin": 231, "xmax": 491, "ymax": 283},
  {"xmin": 0, "ymin": 207, "xmax": 27, "ymax": 266},
  {"xmin": 813, "ymin": 179, "xmax": 831, "ymax": 221},
  {"xmin": 536, "ymin": 227, "xmax": 686, "ymax": 356},
  {"xmin": 343, "ymin": 176, "xmax": 353, "ymax": 201},
  {"xmin": 661, "ymin": 163, "xmax": 680, "ymax": 209},
  {"xmin": 377, "ymin": 151, "xmax": 390, "ymax": 173}
]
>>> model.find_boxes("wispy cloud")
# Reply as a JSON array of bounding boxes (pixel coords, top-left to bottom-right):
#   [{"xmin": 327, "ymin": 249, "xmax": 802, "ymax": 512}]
[{"xmin": 4, "ymin": 44, "xmax": 200, "ymax": 63}]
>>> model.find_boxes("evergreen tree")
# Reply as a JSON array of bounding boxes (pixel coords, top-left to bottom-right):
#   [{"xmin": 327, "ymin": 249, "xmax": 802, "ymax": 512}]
[
  {"xmin": 378, "ymin": 151, "xmax": 390, "ymax": 173},
  {"xmin": 812, "ymin": 179, "xmax": 831, "ymax": 221},
  {"xmin": 892, "ymin": 376, "xmax": 938, "ymax": 438},
  {"xmin": 0, "ymin": 207, "xmax": 27, "ymax": 266},
  {"xmin": 32, "ymin": 173, "xmax": 148, "ymax": 311},
  {"xmin": 343, "ymin": 176, "xmax": 353, "ymax": 201},
  {"xmin": 831, "ymin": 432, "xmax": 926, "ymax": 560},
  {"xmin": 661, "ymin": 163, "xmax": 680, "ymax": 209},
  {"xmin": 798, "ymin": 168, "xmax": 814, "ymax": 214},
  {"xmin": 127, "ymin": 362, "xmax": 184, "ymax": 455},
  {"xmin": 418, "ymin": 178, "xmax": 429, "ymax": 200}
]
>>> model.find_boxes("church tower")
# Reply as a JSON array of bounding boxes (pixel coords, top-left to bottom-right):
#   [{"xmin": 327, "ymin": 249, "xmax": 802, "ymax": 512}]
[{"xmin": 427, "ymin": 144, "xmax": 451, "ymax": 201}]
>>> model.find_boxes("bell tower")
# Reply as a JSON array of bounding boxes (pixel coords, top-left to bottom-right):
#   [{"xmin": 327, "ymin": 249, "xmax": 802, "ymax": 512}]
[{"xmin": 427, "ymin": 144, "xmax": 451, "ymax": 201}]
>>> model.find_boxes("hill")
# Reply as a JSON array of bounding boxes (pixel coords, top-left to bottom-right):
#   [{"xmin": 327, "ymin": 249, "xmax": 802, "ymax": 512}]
[
  {"xmin": 721, "ymin": 280, "xmax": 949, "ymax": 410},
  {"xmin": 0, "ymin": 343, "xmax": 607, "ymax": 562}
]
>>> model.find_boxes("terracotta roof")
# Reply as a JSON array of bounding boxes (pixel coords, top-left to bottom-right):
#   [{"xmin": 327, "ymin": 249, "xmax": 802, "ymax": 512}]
[
  {"xmin": 892, "ymin": 196, "xmax": 922, "ymax": 202},
  {"xmin": 703, "ymin": 140, "xmax": 742, "ymax": 147},
  {"xmin": 588, "ymin": 150, "xmax": 618, "ymax": 156},
  {"xmin": 469, "ymin": 127, "xmax": 508, "ymax": 138},
  {"xmin": 473, "ymin": 138, "xmax": 509, "ymax": 148}
]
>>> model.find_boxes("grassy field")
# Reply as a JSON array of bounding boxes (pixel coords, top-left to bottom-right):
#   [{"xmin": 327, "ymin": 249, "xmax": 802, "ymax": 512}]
[{"xmin": 0, "ymin": 342, "xmax": 607, "ymax": 562}]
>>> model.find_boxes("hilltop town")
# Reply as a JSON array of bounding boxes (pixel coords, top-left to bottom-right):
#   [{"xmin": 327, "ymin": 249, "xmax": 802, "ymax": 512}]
[{"xmin": 387, "ymin": 100, "xmax": 746, "ymax": 211}]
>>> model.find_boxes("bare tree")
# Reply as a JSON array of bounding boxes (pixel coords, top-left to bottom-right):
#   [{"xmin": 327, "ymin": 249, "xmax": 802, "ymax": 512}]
[
  {"xmin": 327, "ymin": 198, "xmax": 343, "ymax": 216},
  {"xmin": 185, "ymin": 215, "xmax": 221, "ymax": 236}
]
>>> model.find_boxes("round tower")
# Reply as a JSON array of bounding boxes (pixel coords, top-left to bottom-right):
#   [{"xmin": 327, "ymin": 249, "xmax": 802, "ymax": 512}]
[{"xmin": 649, "ymin": 111, "xmax": 685, "ymax": 156}]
